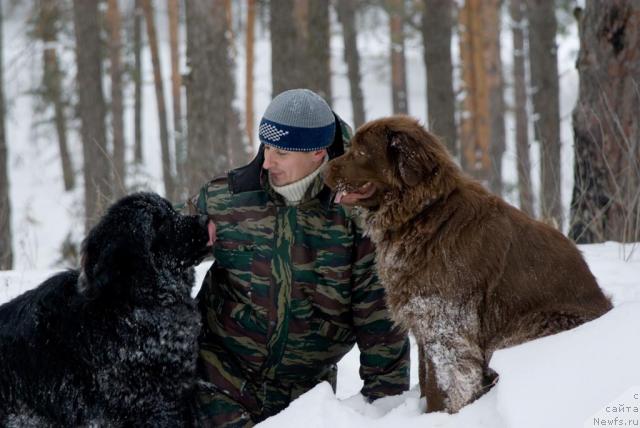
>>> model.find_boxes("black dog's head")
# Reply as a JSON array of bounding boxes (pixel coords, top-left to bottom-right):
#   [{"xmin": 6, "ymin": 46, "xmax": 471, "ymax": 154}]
[{"xmin": 79, "ymin": 192, "xmax": 213, "ymax": 296}]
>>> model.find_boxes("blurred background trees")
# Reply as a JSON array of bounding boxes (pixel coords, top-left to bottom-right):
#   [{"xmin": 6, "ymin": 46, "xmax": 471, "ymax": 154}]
[{"xmin": 0, "ymin": 0, "xmax": 639, "ymax": 269}]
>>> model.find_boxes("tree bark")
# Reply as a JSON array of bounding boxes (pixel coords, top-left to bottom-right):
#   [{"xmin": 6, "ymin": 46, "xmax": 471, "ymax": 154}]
[
  {"xmin": 510, "ymin": 0, "xmax": 534, "ymax": 216},
  {"xmin": 73, "ymin": 0, "xmax": 112, "ymax": 231},
  {"xmin": 569, "ymin": 1, "xmax": 640, "ymax": 244},
  {"xmin": 40, "ymin": 0, "xmax": 74, "ymax": 191},
  {"xmin": 141, "ymin": 0, "xmax": 175, "ymax": 199},
  {"xmin": 459, "ymin": 0, "xmax": 491, "ymax": 184},
  {"xmin": 306, "ymin": 0, "xmax": 331, "ymax": 103},
  {"xmin": 168, "ymin": 0, "xmax": 185, "ymax": 199},
  {"xmin": 185, "ymin": 0, "xmax": 237, "ymax": 192},
  {"xmin": 218, "ymin": 1, "xmax": 247, "ymax": 170},
  {"xmin": 270, "ymin": 0, "xmax": 305, "ymax": 95},
  {"xmin": 106, "ymin": 0, "xmax": 126, "ymax": 197},
  {"xmin": 336, "ymin": 0, "xmax": 365, "ymax": 129},
  {"xmin": 0, "ymin": 0, "xmax": 13, "ymax": 269},
  {"xmin": 422, "ymin": 0, "xmax": 457, "ymax": 156},
  {"xmin": 486, "ymin": 0, "xmax": 505, "ymax": 197},
  {"xmin": 527, "ymin": 0, "xmax": 562, "ymax": 228},
  {"xmin": 246, "ymin": 0, "xmax": 256, "ymax": 152},
  {"xmin": 388, "ymin": 0, "xmax": 408, "ymax": 114},
  {"xmin": 133, "ymin": 0, "xmax": 143, "ymax": 164}
]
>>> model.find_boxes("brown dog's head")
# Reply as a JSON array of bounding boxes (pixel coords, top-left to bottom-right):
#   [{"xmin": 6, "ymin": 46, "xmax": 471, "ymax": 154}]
[{"xmin": 324, "ymin": 115, "xmax": 458, "ymax": 211}]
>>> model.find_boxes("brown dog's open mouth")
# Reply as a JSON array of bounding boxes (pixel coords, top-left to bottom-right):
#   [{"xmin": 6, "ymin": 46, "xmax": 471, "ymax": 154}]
[{"xmin": 334, "ymin": 182, "xmax": 376, "ymax": 205}]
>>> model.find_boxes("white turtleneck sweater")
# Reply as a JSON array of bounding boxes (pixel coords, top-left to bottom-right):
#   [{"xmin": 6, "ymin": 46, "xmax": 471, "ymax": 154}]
[{"xmin": 270, "ymin": 156, "xmax": 329, "ymax": 206}]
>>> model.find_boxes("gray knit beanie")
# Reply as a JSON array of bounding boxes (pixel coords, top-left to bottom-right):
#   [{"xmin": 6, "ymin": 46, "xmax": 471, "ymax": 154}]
[{"xmin": 259, "ymin": 89, "xmax": 336, "ymax": 152}]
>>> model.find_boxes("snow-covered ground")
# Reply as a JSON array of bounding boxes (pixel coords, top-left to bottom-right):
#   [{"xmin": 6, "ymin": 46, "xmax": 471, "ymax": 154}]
[{"xmin": 1, "ymin": 242, "xmax": 639, "ymax": 428}]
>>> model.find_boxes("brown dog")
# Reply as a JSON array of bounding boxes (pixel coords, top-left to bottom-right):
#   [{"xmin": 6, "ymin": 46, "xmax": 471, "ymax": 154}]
[{"xmin": 324, "ymin": 116, "xmax": 612, "ymax": 413}]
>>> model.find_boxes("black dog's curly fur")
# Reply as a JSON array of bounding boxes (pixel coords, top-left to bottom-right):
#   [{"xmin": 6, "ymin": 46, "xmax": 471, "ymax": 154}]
[{"xmin": 0, "ymin": 192, "xmax": 211, "ymax": 427}]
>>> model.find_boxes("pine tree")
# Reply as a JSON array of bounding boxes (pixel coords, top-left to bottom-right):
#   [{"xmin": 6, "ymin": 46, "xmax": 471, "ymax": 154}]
[
  {"xmin": 336, "ymin": 0, "xmax": 365, "ymax": 128},
  {"xmin": 73, "ymin": 0, "xmax": 112, "ymax": 231},
  {"xmin": 388, "ymin": 0, "xmax": 408, "ymax": 114},
  {"xmin": 106, "ymin": 0, "xmax": 126, "ymax": 197},
  {"xmin": 0, "ymin": 0, "xmax": 13, "ymax": 269},
  {"xmin": 422, "ymin": 0, "xmax": 457, "ymax": 156},
  {"xmin": 570, "ymin": 1, "xmax": 640, "ymax": 243},
  {"xmin": 527, "ymin": 0, "xmax": 562, "ymax": 228},
  {"xmin": 185, "ymin": 1, "xmax": 240, "ymax": 192},
  {"xmin": 245, "ymin": 0, "xmax": 256, "ymax": 152},
  {"xmin": 510, "ymin": 0, "xmax": 533, "ymax": 215},
  {"xmin": 168, "ymin": 0, "xmax": 186, "ymax": 199},
  {"xmin": 38, "ymin": 0, "xmax": 74, "ymax": 191},
  {"xmin": 133, "ymin": 0, "xmax": 144, "ymax": 164},
  {"xmin": 141, "ymin": 0, "xmax": 175, "ymax": 199}
]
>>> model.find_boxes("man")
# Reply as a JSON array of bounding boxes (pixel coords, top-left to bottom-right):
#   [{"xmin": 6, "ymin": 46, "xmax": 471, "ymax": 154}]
[{"xmin": 185, "ymin": 89, "xmax": 410, "ymax": 427}]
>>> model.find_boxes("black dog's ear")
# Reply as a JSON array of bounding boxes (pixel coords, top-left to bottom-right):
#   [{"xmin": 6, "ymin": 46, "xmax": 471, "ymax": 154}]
[
  {"xmin": 387, "ymin": 130, "xmax": 437, "ymax": 187},
  {"xmin": 79, "ymin": 209, "xmax": 155, "ymax": 298}
]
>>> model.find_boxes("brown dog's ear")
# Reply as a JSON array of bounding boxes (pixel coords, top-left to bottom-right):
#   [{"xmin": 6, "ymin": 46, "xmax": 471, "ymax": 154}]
[{"xmin": 387, "ymin": 130, "xmax": 437, "ymax": 187}]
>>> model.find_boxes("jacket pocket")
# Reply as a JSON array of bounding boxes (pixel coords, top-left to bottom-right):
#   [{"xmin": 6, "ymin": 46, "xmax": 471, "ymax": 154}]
[
  {"xmin": 316, "ymin": 318, "xmax": 355, "ymax": 344},
  {"xmin": 213, "ymin": 240, "xmax": 256, "ymax": 301},
  {"xmin": 208, "ymin": 294, "xmax": 268, "ymax": 346}
]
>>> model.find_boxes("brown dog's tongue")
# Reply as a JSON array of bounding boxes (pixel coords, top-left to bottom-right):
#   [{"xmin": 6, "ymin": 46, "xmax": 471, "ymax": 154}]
[
  {"xmin": 334, "ymin": 191, "xmax": 344, "ymax": 204},
  {"xmin": 207, "ymin": 221, "xmax": 216, "ymax": 246}
]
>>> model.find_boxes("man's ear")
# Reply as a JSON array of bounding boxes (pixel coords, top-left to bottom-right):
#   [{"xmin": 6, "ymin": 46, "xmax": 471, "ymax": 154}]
[
  {"xmin": 313, "ymin": 149, "xmax": 328, "ymax": 162},
  {"xmin": 387, "ymin": 131, "xmax": 436, "ymax": 187}
]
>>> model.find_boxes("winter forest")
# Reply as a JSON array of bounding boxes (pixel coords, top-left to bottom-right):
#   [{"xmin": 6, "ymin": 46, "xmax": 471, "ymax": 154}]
[
  {"xmin": 0, "ymin": 1, "xmax": 640, "ymax": 427},
  {"xmin": 0, "ymin": 0, "xmax": 638, "ymax": 270}
]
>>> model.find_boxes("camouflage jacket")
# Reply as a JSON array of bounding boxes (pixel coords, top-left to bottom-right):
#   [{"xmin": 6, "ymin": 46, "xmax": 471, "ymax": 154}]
[{"xmin": 186, "ymin": 118, "xmax": 410, "ymax": 404}]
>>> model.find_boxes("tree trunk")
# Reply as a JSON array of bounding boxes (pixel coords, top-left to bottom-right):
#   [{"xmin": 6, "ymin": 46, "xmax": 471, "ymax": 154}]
[
  {"xmin": 510, "ymin": 0, "xmax": 534, "ymax": 216},
  {"xmin": 422, "ymin": 0, "xmax": 457, "ymax": 156},
  {"xmin": 569, "ymin": 1, "xmax": 640, "ymax": 244},
  {"xmin": 527, "ymin": 0, "xmax": 562, "ymax": 228},
  {"xmin": 486, "ymin": 0, "xmax": 505, "ymax": 197},
  {"xmin": 270, "ymin": 0, "xmax": 305, "ymax": 95},
  {"xmin": 73, "ymin": 0, "xmax": 112, "ymax": 232},
  {"xmin": 169, "ymin": 0, "xmax": 186, "ymax": 199},
  {"xmin": 224, "ymin": 0, "xmax": 233, "ymax": 45},
  {"xmin": 133, "ymin": 0, "xmax": 143, "ymax": 164},
  {"xmin": 141, "ymin": 0, "xmax": 175, "ymax": 200},
  {"xmin": 336, "ymin": 0, "xmax": 365, "ymax": 129},
  {"xmin": 246, "ymin": 0, "xmax": 256, "ymax": 152},
  {"xmin": 40, "ymin": 0, "xmax": 74, "ymax": 191},
  {"xmin": 216, "ymin": 1, "xmax": 246, "ymax": 169},
  {"xmin": 306, "ymin": 0, "xmax": 331, "ymax": 103},
  {"xmin": 459, "ymin": 0, "xmax": 491, "ymax": 184},
  {"xmin": 106, "ymin": 0, "xmax": 126, "ymax": 197},
  {"xmin": 0, "ymin": 0, "xmax": 12, "ymax": 269},
  {"xmin": 185, "ymin": 0, "xmax": 236, "ymax": 193},
  {"xmin": 388, "ymin": 0, "xmax": 408, "ymax": 114}
]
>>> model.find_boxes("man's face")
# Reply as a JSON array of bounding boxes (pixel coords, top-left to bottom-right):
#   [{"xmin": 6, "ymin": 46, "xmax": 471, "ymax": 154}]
[{"xmin": 262, "ymin": 145, "xmax": 326, "ymax": 186}]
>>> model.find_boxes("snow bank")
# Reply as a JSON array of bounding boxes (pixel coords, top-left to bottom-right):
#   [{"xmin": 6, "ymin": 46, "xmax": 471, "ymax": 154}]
[
  {"xmin": 1, "ymin": 243, "xmax": 638, "ymax": 428},
  {"xmin": 255, "ymin": 242, "xmax": 640, "ymax": 427},
  {"xmin": 492, "ymin": 302, "xmax": 640, "ymax": 428}
]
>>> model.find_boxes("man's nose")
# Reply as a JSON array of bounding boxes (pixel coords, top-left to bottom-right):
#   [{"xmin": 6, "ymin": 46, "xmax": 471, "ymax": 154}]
[{"xmin": 263, "ymin": 151, "xmax": 273, "ymax": 170}]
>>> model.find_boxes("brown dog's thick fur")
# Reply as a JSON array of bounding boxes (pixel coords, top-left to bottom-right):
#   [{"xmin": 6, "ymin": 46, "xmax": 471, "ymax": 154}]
[{"xmin": 324, "ymin": 116, "xmax": 612, "ymax": 413}]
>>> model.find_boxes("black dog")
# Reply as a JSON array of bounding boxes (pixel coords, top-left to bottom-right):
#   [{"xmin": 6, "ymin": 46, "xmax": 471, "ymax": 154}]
[{"xmin": 0, "ymin": 192, "xmax": 214, "ymax": 427}]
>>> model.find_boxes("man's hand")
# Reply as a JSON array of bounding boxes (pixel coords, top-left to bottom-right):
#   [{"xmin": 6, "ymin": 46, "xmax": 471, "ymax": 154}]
[{"xmin": 206, "ymin": 220, "xmax": 217, "ymax": 247}]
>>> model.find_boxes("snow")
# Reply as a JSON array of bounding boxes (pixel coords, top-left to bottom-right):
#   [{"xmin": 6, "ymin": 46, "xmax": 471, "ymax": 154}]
[
  {"xmin": 3, "ymin": 4, "xmax": 639, "ymax": 428},
  {"xmin": 255, "ymin": 242, "xmax": 640, "ymax": 428},
  {"xmin": 2, "ymin": 242, "xmax": 638, "ymax": 428}
]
